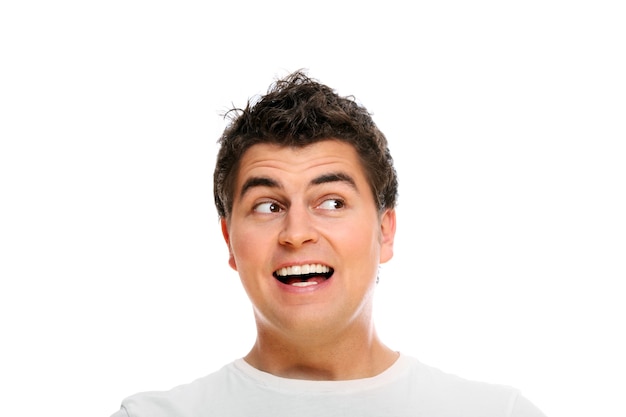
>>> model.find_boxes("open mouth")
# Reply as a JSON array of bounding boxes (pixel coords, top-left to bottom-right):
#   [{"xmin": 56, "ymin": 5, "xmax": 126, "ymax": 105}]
[{"xmin": 273, "ymin": 264, "xmax": 334, "ymax": 287}]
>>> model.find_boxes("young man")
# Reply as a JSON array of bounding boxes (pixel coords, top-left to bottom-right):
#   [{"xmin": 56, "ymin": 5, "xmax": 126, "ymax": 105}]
[{"xmin": 111, "ymin": 71, "xmax": 546, "ymax": 416}]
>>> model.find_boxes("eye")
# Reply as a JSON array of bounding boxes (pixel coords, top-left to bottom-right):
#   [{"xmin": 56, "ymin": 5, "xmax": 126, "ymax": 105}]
[
  {"xmin": 318, "ymin": 198, "xmax": 345, "ymax": 210},
  {"xmin": 254, "ymin": 201, "xmax": 283, "ymax": 214}
]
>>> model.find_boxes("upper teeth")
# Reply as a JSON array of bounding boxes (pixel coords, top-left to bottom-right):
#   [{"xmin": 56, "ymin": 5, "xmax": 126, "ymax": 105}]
[{"xmin": 275, "ymin": 264, "xmax": 330, "ymax": 277}]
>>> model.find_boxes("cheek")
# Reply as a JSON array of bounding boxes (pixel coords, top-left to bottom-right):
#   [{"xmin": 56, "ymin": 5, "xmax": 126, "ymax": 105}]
[
  {"xmin": 230, "ymin": 227, "xmax": 270, "ymax": 269},
  {"xmin": 331, "ymin": 223, "xmax": 381, "ymax": 260}
]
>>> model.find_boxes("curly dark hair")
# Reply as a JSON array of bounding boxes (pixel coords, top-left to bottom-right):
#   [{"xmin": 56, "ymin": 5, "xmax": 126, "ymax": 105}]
[{"xmin": 213, "ymin": 70, "xmax": 398, "ymax": 219}]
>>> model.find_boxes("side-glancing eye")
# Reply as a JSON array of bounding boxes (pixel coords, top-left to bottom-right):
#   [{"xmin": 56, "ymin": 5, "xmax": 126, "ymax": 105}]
[
  {"xmin": 318, "ymin": 198, "xmax": 345, "ymax": 210},
  {"xmin": 254, "ymin": 201, "xmax": 282, "ymax": 214}
]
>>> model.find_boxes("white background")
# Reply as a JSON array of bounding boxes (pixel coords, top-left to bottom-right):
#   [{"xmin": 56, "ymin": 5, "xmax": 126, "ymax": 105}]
[{"xmin": 1, "ymin": 1, "xmax": 624, "ymax": 416}]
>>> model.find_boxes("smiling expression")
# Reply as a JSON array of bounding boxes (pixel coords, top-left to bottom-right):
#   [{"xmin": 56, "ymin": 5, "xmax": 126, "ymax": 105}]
[{"xmin": 221, "ymin": 139, "xmax": 396, "ymax": 336}]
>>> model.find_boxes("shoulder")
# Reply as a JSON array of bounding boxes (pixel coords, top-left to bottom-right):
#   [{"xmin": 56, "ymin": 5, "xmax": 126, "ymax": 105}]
[
  {"xmin": 116, "ymin": 363, "xmax": 236, "ymax": 417},
  {"xmin": 400, "ymin": 355, "xmax": 545, "ymax": 417}
]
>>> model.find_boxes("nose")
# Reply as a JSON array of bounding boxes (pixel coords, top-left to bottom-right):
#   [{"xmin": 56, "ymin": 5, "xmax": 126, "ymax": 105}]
[{"xmin": 278, "ymin": 204, "xmax": 318, "ymax": 248}]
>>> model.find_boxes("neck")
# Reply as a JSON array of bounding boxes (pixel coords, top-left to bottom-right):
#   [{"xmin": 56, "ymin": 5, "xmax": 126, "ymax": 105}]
[{"xmin": 244, "ymin": 318, "xmax": 398, "ymax": 380}]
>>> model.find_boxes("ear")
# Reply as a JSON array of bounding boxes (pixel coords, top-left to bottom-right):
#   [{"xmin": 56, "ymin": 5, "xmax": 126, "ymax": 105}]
[
  {"xmin": 220, "ymin": 218, "xmax": 238, "ymax": 271},
  {"xmin": 379, "ymin": 209, "xmax": 396, "ymax": 264}
]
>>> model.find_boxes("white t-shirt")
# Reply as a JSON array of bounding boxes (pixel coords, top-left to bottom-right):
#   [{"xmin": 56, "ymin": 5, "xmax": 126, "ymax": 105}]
[{"xmin": 111, "ymin": 354, "xmax": 546, "ymax": 417}]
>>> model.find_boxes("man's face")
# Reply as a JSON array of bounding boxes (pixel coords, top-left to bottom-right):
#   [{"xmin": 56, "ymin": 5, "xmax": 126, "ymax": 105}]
[{"xmin": 221, "ymin": 139, "xmax": 396, "ymax": 337}]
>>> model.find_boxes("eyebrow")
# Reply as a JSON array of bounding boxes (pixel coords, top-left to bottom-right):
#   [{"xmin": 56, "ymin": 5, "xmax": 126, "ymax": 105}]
[
  {"xmin": 311, "ymin": 172, "xmax": 357, "ymax": 189},
  {"xmin": 240, "ymin": 177, "xmax": 281, "ymax": 198},
  {"xmin": 239, "ymin": 172, "xmax": 358, "ymax": 199}
]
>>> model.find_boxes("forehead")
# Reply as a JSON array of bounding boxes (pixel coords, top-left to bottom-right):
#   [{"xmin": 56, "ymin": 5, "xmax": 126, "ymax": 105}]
[{"xmin": 235, "ymin": 140, "xmax": 367, "ymax": 186}]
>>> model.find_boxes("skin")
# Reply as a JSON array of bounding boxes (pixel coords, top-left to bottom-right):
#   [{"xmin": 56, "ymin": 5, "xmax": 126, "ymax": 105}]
[{"xmin": 221, "ymin": 139, "xmax": 398, "ymax": 380}]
